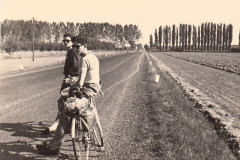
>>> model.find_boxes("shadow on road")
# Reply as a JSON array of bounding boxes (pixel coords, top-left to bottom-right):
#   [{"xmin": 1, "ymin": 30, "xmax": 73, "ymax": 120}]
[
  {"xmin": 0, "ymin": 121, "xmax": 108, "ymax": 159},
  {"xmin": 0, "ymin": 121, "xmax": 56, "ymax": 160},
  {"xmin": 0, "ymin": 121, "xmax": 51, "ymax": 139},
  {"xmin": 0, "ymin": 141, "xmax": 38, "ymax": 160}
]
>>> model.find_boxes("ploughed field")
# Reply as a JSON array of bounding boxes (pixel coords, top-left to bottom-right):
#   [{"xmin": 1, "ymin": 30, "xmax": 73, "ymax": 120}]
[
  {"xmin": 150, "ymin": 52, "xmax": 240, "ymax": 157},
  {"xmin": 0, "ymin": 51, "xmax": 238, "ymax": 159},
  {"xmin": 163, "ymin": 52, "xmax": 240, "ymax": 75}
]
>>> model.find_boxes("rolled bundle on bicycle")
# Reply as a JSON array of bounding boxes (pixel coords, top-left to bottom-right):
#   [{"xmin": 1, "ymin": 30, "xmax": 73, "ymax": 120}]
[{"xmin": 65, "ymin": 97, "xmax": 97, "ymax": 132}]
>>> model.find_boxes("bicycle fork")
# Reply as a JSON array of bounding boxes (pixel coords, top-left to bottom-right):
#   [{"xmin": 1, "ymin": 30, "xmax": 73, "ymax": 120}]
[{"xmin": 71, "ymin": 116, "xmax": 76, "ymax": 138}]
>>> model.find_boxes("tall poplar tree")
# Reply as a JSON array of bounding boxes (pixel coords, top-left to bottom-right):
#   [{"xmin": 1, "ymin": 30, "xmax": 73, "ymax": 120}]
[
  {"xmin": 184, "ymin": 24, "xmax": 188, "ymax": 51},
  {"xmin": 149, "ymin": 34, "xmax": 153, "ymax": 49},
  {"xmin": 188, "ymin": 25, "xmax": 192, "ymax": 51},
  {"xmin": 213, "ymin": 23, "xmax": 216, "ymax": 51},
  {"xmin": 159, "ymin": 26, "xmax": 162, "ymax": 51},
  {"xmin": 216, "ymin": 24, "xmax": 219, "ymax": 51},
  {"xmin": 204, "ymin": 23, "xmax": 208, "ymax": 51},
  {"xmin": 172, "ymin": 24, "xmax": 176, "ymax": 49},
  {"xmin": 225, "ymin": 25, "xmax": 229, "ymax": 52},
  {"xmin": 192, "ymin": 26, "xmax": 197, "ymax": 51},
  {"xmin": 219, "ymin": 23, "xmax": 222, "ymax": 52},
  {"xmin": 210, "ymin": 23, "xmax": 214, "ymax": 51},
  {"xmin": 176, "ymin": 28, "xmax": 179, "ymax": 50},
  {"xmin": 179, "ymin": 24, "xmax": 183, "ymax": 50},
  {"xmin": 228, "ymin": 24, "xmax": 233, "ymax": 52},
  {"xmin": 168, "ymin": 26, "xmax": 171, "ymax": 49},
  {"xmin": 201, "ymin": 23, "xmax": 204, "ymax": 51},
  {"xmin": 198, "ymin": 26, "xmax": 201, "ymax": 51},
  {"xmin": 207, "ymin": 22, "xmax": 210, "ymax": 52},
  {"xmin": 223, "ymin": 24, "xmax": 226, "ymax": 51},
  {"xmin": 165, "ymin": 25, "xmax": 169, "ymax": 51},
  {"xmin": 154, "ymin": 29, "xmax": 158, "ymax": 48}
]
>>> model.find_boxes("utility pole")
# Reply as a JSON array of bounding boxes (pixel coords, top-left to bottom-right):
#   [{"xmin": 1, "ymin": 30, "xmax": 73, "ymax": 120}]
[{"xmin": 32, "ymin": 17, "xmax": 38, "ymax": 61}]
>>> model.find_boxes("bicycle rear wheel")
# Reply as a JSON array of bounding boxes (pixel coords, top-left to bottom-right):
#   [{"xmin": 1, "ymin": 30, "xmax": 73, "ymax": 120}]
[{"xmin": 72, "ymin": 116, "xmax": 90, "ymax": 160}]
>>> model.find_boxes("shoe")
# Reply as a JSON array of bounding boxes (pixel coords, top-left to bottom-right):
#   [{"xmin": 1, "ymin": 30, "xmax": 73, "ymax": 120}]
[
  {"xmin": 41, "ymin": 128, "xmax": 54, "ymax": 134},
  {"xmin": 37, "ymin": 148, "xmax": 59, "ymax": 155},
  {"xmin": 36, "ymin": 143, "xmax": 47, "ymax": 150}
]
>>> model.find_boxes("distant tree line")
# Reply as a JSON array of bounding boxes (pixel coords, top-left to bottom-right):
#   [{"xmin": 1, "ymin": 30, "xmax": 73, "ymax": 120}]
[
  {"xmin": 148, "ymin": 22, "xmax": 236, "ymax": 52},
  {"xmin": 1, "ymin": 20, "xmax": 142, "ymax": 54}
]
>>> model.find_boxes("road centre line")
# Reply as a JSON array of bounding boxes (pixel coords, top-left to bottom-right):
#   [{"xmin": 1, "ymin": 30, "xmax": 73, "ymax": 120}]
[
  {"xmin": 101, "ymin": 54, "xmax": 136, "ymax": 75},
  {"xmin": 0, "ymin": 88, "xmax": 55, "ymax": 113},
  {"xmin": 0, "ymin": 53, "xmax": 141, "ymax": 112},
  {"xmin": 103, "ymin": 53, "xmax": 143, "ymax": 94}
]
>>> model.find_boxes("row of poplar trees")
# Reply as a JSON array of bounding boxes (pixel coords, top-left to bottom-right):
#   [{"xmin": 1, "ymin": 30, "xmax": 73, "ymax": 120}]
[
  {"xmin": 1, "ymin": 20, "xmax": 142, "ymax": 54},
  {"xmin": 150, "ymin": 22, "xmax": 233, "ymax": 52}
]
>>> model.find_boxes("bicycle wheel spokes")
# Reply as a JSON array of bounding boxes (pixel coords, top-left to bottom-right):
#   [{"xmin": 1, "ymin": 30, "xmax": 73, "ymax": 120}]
[
  {"xmin": 73, "ymin": 131, "xmax": 91, "ymax": 159},
  {"xmin": 72, "ymin": 116, "xmax": 90, "ymax": 160}
]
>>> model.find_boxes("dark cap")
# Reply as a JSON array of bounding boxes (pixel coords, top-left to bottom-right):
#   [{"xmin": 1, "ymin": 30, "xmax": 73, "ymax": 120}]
[
  {"xmin": 63, "ymin": 33, "xmax": 72, "ymax": 38},
  {"xmin": 72, "ymin": 36, "xmax": 88, "ymax": 45}
]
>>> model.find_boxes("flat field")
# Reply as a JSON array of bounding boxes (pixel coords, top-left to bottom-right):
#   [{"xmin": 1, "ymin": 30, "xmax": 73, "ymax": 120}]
[
  {"xmin": 150, "ymin": 52, "xmax": 240, "ymax": 154},
  {"xmin": 163, "ymin": 52, "xmax": 240, "ymax": 75}
]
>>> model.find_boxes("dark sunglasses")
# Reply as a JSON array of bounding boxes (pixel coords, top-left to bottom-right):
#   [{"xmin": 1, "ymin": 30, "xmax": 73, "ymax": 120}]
[
  {"xmin": 72, "ymin": 45, "xmax": 80, "ymax": 49},
  {"xmin": 62, "ymin": 40, "xmax": 71, "ymax": 43}
]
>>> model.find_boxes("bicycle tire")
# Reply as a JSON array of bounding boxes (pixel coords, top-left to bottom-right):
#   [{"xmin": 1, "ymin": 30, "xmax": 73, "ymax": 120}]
[
  {"xmin": 92, "ymin": 127, "xmax": 103, "ymax": 147},
  {"xmin": 72, "ymin": 116, "xmax": 90, "ymax": 160}
]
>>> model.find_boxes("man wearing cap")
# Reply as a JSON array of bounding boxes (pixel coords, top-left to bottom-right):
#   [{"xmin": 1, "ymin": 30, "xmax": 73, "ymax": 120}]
[{"xmin": 36, "ymin": 36, "xmax": 104, "ymax": 155}]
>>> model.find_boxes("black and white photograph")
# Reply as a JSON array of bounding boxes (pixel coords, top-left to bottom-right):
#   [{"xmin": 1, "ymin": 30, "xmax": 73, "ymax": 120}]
[{"xmin": 1, "ymin": 0, "xmax": 240, "ymax": 159}]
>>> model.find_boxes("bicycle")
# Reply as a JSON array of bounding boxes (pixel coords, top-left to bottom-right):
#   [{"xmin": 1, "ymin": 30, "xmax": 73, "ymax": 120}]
[
  {"xmin": 61, "ymin": 77, "xmax": 104, "ymax": 160},
  {"xmin": 70, "ymin": 99, "xmax": 104, "ymax": 160}
]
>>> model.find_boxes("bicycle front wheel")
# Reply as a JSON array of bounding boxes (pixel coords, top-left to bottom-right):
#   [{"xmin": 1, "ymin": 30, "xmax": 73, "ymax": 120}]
[{"xmin": 72, "ymin": 116, "xmax": 90, "ymax": 160}]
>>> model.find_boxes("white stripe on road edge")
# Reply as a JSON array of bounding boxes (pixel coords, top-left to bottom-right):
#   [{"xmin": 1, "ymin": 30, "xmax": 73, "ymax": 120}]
[{"xmin": 101, "ymin": 54, "xmax": 136, "ymax": 75}]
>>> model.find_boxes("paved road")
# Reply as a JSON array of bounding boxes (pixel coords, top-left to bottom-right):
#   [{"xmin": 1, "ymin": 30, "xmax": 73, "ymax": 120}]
[
  {"xmin": 0, "ymin": 51, "xmax": 237, "ymax": 160},
  {"xmin": 0, "ymin": 52, "xmax": 147, "ymax": 160}
]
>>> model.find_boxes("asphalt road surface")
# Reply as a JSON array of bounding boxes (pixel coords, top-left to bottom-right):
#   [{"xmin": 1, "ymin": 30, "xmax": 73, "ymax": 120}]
[
  {"xmin": 0, "ymin": 52, "xmax": 150, "ymax": 160},
  {"xmin": 0, "ymin": 51, "xmax": 238, "ymax": 160}
]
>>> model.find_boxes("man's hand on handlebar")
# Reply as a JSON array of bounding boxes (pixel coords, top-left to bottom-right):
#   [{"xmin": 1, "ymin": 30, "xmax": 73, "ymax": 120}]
[{"xmin": 63, "ymin": 76, "xmax": 79, "ymax": 85}]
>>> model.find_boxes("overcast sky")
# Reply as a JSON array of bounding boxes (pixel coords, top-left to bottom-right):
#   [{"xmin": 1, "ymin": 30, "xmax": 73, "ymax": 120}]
[{"xmin": 1, "ymin": 0, "xmax": 240, "ymax": 45}]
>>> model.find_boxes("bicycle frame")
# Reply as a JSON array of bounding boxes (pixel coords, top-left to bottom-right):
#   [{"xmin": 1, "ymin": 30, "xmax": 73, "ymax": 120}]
[{"xmin": 71, "ymin": 105, "xmax": 104, "ymax": 160}]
